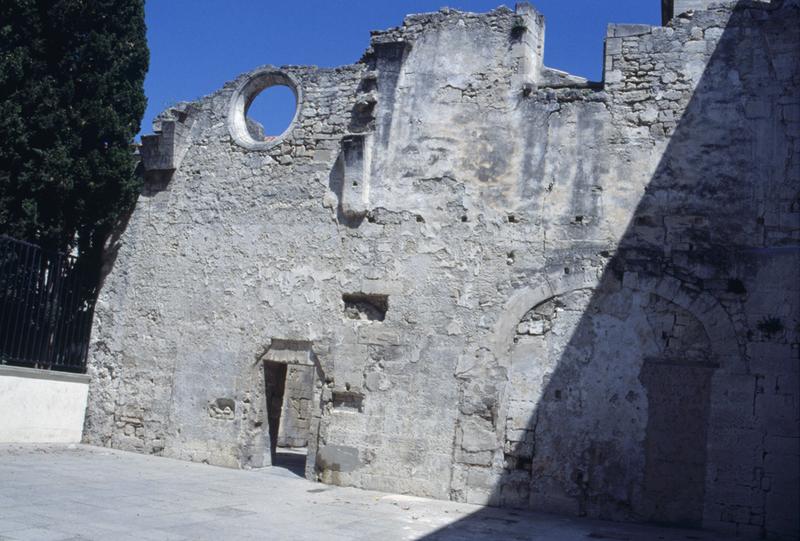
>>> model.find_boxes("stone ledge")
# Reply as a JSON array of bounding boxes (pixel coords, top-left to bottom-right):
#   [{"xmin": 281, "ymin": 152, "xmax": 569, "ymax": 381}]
[{"xmin": 0, "ymin": 364, "xmax": 90, "ymax": 384}]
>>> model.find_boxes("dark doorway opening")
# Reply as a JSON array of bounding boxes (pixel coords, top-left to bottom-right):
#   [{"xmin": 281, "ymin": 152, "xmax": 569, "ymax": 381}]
[
  {"xmin": 639, "ymin": 358, "xmax": 714, "ymax": 527},
  {"xmin": 263, "ymin": 360, "xmax": 314, "ymax": 477}
]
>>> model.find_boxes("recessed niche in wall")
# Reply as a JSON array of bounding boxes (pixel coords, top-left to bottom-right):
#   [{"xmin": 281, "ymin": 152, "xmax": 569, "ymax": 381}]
[
  {"xmin": 342, "ymin": 293, "xmax": 388, "ymax": 321},
  {"xmin": 331, "ymin": 391, "xmax": 364, "ymax": 412}
]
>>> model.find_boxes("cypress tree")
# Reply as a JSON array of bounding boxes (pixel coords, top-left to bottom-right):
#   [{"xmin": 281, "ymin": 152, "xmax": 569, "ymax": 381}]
[{"xmin": 0, "ymin": 0, "xmax": 148, "ymax": 293}]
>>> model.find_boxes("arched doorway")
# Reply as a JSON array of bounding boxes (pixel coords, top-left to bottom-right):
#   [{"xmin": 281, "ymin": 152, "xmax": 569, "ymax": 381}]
[
  {"xmin": 501, "ymin": 286, "xmax": 715, "ymax": 523},
  {"xmin": 468, "ymin": 270, "xmax": 737, "ymax": 525}
]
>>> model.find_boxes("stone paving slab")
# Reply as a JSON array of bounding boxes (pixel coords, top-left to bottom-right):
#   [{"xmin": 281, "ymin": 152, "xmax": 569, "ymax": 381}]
[{"xmin": 0, "ymin": 444, "xmax": 738, "ymax": 541}]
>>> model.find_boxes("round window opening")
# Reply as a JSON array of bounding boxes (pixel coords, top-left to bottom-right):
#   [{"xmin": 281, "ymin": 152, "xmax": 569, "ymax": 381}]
[
  {"xmin": 246, "ymin": 85, "xmax": 296, "ymax": 141},
  {"xmin": 228, "ymin": 70, "xmax": 301, "ymax": 150}
]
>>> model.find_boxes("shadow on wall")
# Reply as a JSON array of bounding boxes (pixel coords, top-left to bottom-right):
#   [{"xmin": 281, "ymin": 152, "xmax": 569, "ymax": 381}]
[{"xmin": 424, "ymin": 1, "xmax": 799, "ymax": 539}]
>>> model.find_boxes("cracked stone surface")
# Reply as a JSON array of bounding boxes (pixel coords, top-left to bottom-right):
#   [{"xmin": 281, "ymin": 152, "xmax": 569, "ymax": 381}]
[{"xmin": 84, "ymin": 1, "xmax": 799, "ymax": 539}]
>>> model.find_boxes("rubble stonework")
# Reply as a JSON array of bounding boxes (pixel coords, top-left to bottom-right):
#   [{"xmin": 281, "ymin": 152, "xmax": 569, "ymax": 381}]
[{"xmin": 84, "ymin": 1, "xmax": 799, "ymax": 538}]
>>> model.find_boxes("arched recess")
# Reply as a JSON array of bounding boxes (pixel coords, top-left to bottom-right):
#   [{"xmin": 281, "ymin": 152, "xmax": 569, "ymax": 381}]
[
  {"xmin": 489, "ymin": 270, "xmax": 742, "ymax": 370},
  {"xmin": 478, "ymin": 269, "xmax": 744, "ymax": 524}
]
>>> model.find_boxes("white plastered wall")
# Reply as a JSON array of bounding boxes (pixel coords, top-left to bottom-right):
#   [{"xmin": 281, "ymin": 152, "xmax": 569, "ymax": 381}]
[{"xmin": 0, "ymin": 366, "xmax": 89, "ymax": 443}]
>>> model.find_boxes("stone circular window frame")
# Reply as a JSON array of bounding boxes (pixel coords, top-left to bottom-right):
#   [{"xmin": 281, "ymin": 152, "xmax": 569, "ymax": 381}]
[{"xmin": 228, "ymin": 68, "xmax": 302, "ymax": 151}]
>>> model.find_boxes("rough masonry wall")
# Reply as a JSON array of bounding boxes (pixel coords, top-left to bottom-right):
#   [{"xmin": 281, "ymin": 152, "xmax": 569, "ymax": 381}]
[
  {"xmin": 85, "ymin": 1, "xmax": 799, "ymax": 539},
  {"xmin": 276, "ymin": 364, "xmax": 314, "ymax": 448}
]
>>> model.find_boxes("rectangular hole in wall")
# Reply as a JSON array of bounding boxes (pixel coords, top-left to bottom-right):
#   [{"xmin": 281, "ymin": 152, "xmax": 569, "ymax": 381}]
[
  {"xmin": 342, "ymin": 293, "xmax": 388, "ymax": 321},
  {"xmin": 264, "ymin": 357, "xmax": 316, "ymax": 478},
  {"xmin": 331, "ymin": 391, "xmax": 364, "ymax": 413}
]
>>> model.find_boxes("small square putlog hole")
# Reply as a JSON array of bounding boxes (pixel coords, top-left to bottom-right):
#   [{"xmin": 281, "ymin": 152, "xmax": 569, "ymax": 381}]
[
  {"xmin": 332, "ymin": 391, "xmax": 365, "ymax": 412},
  {"xmin": 342, "ymin": 293, "xmax": 388, "ymax": 321}
]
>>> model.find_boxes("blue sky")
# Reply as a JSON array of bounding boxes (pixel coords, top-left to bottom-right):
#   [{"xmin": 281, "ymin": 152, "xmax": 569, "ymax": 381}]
[{"xmin": 141, "ymin": 1, "xmax": 660, "ymax": 139}]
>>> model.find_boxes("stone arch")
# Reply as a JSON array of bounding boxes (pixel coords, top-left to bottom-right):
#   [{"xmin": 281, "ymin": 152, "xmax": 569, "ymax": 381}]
[
  {"xmin": 489, "ymin": 269, "xmax": 743, "ymax": 372},
  {"xmin": 484, "ymin": 269, "xmax": 744, "ymax": 523}
]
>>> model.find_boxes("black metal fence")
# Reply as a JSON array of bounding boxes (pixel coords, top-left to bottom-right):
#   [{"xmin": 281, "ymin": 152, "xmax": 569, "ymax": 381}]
[{"xmin": 0, "ymin": 236, "xmax": 93, "ymax": 373}]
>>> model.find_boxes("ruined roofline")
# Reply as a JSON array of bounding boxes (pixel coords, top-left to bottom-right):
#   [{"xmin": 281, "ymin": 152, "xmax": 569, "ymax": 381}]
[
  {"xmin": 139, "ymin": 0, "xmax": 764, "ymax": 174},
  {"xmin": 140, "ymin": 0, "xmax": 686, "ymax": 137},
  {"xmin": 661, "ymin": 0, "xmax": 779, "ymax": 25},
  {"xmin": 367, "ymin": 4, "xmax": 519, "ymax": 44},
  {"xmin": 144, "ymin": 0, "xmax": 783, "ymax": 132}
]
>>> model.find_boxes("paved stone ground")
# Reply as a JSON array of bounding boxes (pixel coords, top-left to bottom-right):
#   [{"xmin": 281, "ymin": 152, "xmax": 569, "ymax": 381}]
[{"xmin": 0, "ymin": 444, "xmax": 738, "ymax": 541}]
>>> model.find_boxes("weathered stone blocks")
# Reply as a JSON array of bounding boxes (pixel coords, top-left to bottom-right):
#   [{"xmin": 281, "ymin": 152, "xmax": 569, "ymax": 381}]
[{"xmin": 85, "ymin": 1, "xmax": 798, "ymax": 539}]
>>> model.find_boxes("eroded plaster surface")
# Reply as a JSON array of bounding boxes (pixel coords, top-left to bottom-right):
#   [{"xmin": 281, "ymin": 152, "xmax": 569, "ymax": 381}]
[{"xmin": 85, "ymin": 1, "xmax": 799, "ymax": 538}]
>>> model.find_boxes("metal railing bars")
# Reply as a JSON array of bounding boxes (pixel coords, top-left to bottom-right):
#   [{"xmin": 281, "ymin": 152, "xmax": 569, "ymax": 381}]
[{"xmin": 0, "ymin": 236, "xmax": 93, "ymax": 373}]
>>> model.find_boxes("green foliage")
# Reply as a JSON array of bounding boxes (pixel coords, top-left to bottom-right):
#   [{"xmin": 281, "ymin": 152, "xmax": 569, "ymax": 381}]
[
  {"xmin": 0, "ymin": 0, "xmax": 148, "ymax": 285},
  {"xmin": 757, "ymin": 316, "xmax": 784, "ymax": 338}
]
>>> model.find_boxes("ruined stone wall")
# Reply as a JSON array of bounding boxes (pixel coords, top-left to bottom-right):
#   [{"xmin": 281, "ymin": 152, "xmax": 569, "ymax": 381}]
[
  {"xmin": 85, "ymin": 1, "xmax": 798, "ymax": 538},
  {"xmin": 276, "ymin": 364, "xmax": 314, "ymax": 448}
]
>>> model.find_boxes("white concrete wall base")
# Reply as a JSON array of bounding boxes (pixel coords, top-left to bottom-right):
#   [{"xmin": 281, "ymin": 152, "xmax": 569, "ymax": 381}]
[{"xmin": 0, "ymin": 366, "xmax": 89, "ymax": 443}]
